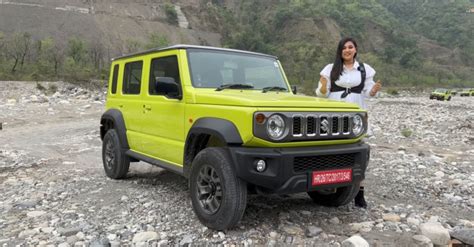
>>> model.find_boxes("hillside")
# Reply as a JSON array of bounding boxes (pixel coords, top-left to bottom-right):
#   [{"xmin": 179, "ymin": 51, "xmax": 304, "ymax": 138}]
[
  {"xmin": 0, "ymin": 0, "xmax": 473, "ymax": 90},
  {"xmin": 207, "ymin": 0, "xmax": 474, "ymax": 91}
]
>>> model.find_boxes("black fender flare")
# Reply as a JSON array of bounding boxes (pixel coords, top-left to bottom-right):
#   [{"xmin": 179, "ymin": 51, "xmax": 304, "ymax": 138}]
[
  {"xmin": 100, "ymin": 109, "xmax": 129, "ymax": 150},
  {"xmin": 183, "ymin": 118, "xmax": 243, "ymax": 177},
  {"xmin": 187, "ymin": 118, "xmax": 243, "ymax": 145}
]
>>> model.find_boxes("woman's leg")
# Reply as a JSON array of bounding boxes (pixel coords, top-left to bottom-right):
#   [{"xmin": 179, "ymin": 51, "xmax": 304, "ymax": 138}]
[{"xmin": 354, "ymin": 181, "xmax": 367, "ymax": 208}]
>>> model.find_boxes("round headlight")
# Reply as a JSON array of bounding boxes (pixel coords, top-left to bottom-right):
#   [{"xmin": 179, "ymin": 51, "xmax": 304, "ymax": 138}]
[
  {"xmin": 352, "ymin": 114, "xmax": 364, "ymax": 136},
  {"xmin": 266, "ymin": 114, "xmax": 286, "ymax": 140}
]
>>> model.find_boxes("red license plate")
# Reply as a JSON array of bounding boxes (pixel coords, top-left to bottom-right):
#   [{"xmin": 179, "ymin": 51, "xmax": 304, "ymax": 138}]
[{"xmin": 312, "ymin": 169, "xmax": 352, "ymax": 186}]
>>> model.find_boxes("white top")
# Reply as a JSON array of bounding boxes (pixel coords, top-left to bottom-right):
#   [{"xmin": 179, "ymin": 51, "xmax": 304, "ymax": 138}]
[{"xmin": 315, "ymin": 60, "xmax": 376, "ymax": 109}]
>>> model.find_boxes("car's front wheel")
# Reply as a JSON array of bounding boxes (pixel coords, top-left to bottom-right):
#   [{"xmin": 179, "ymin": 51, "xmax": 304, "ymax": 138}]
[
  {"xmin": 189, "ymin": 147, "xmax": 247, "ymax": 230},
  {"xmin": 102, "ymin": 129, "xmax": 130, "ymax": 179},
  {"xmin": 307, "ymin": 182, "xmax": 360, "ymax": 207}
]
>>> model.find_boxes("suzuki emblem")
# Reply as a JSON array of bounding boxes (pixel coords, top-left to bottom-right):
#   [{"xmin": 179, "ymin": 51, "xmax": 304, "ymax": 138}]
[{"xmin": 321, "ymin": 119, "xmax": 329, "ymax": 133}]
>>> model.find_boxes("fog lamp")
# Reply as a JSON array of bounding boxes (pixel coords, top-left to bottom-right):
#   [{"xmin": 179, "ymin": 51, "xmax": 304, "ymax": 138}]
[{"xmin": 255, "ymin": 159, "xmax": 266, "ymax": 172}]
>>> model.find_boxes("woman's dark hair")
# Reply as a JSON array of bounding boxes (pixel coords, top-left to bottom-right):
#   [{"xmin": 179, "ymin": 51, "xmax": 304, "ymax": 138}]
[{"xmin": 330, "ymin": 37, "xmax": 358, "ymax": 83}]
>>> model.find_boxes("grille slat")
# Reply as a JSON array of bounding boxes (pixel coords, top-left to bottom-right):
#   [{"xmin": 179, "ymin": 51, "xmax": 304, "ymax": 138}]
[
  {"xmin": 293, "ymin": 116, "xmax": 302, "ymax": 136},
  {"xmin": 307, "ymin": 116, "xmax": 315, "ymax": 135},
  {"xmin": 331, "ymin": 116, "xmax": 339, "ymax": 135},
  {"xmin": 343, "ymin": 116, "xmax": 350, "ymax": 134},
  {"xmin": 294, "ymin": 153, "xmax": 356, "ymax": 173}
]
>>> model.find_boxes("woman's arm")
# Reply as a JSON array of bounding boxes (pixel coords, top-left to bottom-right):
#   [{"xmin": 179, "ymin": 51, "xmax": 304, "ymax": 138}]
[
  {"xmin": 315, "ymin": 76, "xmax": 330, "ymax": 97},
  {"xmin": 370, "ymin": 80, "xmax": 382, "ymax": 96},
  {"xmin": 361, "ymin": 63, "xmax": 381, "ymax": 97},
  {"xmin": 316, "ymin": 64, "xmax": 333, "ymax": 97}
]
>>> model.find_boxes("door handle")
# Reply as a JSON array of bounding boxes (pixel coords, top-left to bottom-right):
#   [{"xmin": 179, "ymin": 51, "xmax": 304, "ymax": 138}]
[{"xmin": 144, "ymin": 104, "xmax": 152, "ymax": 111}]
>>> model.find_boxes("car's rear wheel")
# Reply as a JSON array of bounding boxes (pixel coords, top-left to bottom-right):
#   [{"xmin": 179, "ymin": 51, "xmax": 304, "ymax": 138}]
[
  {"xmin": 102, "ymin": 129, "xmax": 130, "ymax": 179},
  {"xmin": 189, "ymin": 147, "xmax": 247, "ymax": 230},
  {"xmin": 447, "ymin": 96, "xmax": 451, "ymax": 101},
  {"xmin": 307, "ymin": 182, "xmax": 360, "ymax": 207}
]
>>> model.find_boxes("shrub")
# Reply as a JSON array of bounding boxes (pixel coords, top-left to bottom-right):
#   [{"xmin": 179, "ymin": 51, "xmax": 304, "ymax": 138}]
[
  {"xmin": 164, "ymin": 4, "xmax": 178, "ymax": 25},
  {"xmin": 401, "ymin": 128, "xmax": 413, "ymax": 137},
  {"xmin": 48, "ymin": 84, "xmax": 58, "ymax": 94},
  {"xmin": 36, "ymin": 82, "xmax": 46, "ymax": 91},
  {"xmin": 387, "ymin": 88, "xmax": 399, "ymax": 96}
]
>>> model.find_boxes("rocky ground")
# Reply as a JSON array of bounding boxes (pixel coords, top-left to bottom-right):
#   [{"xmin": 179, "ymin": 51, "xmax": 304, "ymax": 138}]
[{"xmin": 0, "ymin": 81, "xmax": 473, "ymax": 246}]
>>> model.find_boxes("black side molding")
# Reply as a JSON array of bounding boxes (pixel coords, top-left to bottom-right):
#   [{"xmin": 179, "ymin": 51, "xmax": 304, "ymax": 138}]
[{"xmin": 126, "ymin": 150, "xmax": 184, "ymax": 176}]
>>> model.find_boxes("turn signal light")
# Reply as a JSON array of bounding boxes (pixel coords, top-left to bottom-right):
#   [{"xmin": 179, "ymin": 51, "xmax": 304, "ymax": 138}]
[{"xmin": 255, "ymin": 113, "xmax": 266, "ymax": 124}]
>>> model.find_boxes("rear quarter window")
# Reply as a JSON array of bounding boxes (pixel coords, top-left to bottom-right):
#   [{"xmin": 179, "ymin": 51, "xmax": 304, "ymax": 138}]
[{"xmin": 111, "ymin": 64, "xmax": 119, "ymax": 94}]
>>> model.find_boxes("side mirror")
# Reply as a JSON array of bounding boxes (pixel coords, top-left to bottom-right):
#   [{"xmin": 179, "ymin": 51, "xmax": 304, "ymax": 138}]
[
  {"xmin": 155, "ymin": 77, "xmax": 181, "ymax": 99},
  {"xmin": 291, "ymin": 85, "xmax": 297, "ymax": 95}
]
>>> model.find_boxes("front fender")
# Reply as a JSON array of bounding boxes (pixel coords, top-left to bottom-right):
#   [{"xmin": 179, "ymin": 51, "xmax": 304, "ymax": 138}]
[
  {"xmin": 183, "ymin": 118, "xmax": 243, "ymax": 177},
  {"xmin": 100, "ymin": 109, "xmax": 129, "ymax": 150},
  {"xmin": 187, "ymin": 118, "xmax": 243, "ymax": 145}
]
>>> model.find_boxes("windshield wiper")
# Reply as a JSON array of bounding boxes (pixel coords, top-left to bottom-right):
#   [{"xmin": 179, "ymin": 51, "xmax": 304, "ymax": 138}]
[
  {"xmin": 262, "ymin": 86, "xmax": 288, "ymax": 93},
  {"xmin": 215, "ymin": 83, "xmax": 254, "ymax": 91}
]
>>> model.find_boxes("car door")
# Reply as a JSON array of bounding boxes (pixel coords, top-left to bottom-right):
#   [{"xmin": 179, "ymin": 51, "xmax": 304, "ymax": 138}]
[
  {"xmin": 139, "ymin": 51, "xmax": 185, "ymax": 166},
  {"xmin": 119, "ymin": 59, "xmax": 145, "ymax": 151}
]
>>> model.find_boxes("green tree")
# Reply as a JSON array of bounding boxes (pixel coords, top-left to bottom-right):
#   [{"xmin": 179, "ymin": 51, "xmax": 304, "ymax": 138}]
[
  {"xmin": 67, "ymin": 37, "xmax": 88, "ymax": 64},
  {"xmin": 34, "ymin": 37, "xmax": 56, "ymax": 77},
  {"xmin": 5, "ymin": 32, "xmax": 32, "ymax": 73},
  {"xmin": 164, "ymin": 3, "xmax": 178, "ymax": 25}
]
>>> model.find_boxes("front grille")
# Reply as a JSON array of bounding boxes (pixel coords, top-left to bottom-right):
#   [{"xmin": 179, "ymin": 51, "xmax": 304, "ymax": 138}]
[
  {"xmin": 292, "ymin": 114, "xmax": 352, "ymax": 138},
  {"xmin": 293, "ymin": 153, "xmax": 356, "ymax": 173}
]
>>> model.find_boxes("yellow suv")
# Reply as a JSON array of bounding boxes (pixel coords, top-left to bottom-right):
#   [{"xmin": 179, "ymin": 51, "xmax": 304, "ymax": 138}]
[
  {"xmin": 460, "ymin": 88, "xmax": 474, "ymax": 97},
  {"xmin": 100, "ymin": 45, "xmax": 370, "ymax": 230},
  {"xmin": 429, "ymin": 88, "xmax": 452, "ymax": 101}
]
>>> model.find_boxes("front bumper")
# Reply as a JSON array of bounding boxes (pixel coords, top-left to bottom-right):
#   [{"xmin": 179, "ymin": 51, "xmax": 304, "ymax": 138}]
[{"xmin": 228, "ymin": 142, "xmax": 370, "ymax": 194}]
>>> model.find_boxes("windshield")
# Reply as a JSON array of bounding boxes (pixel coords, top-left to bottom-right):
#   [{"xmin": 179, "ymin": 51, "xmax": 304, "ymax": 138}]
[
  {"xmin": 187, "ymin": 49, "xmax": 288, "ymax": 90},
  {"xmin": 435, "ymin": 88, "xmax": 446, "ymax": 93}
]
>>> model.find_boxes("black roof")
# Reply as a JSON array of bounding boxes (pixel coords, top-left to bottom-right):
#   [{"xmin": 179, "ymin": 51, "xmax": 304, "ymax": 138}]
[{"xmin": 112, "ymin": 44, "xmax": 278, "ymax": 61}]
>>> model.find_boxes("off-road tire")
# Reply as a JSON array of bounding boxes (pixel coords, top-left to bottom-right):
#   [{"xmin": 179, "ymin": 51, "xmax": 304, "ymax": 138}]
[
  {"xmin": 307, "ymin": 182, "xmax": 360, "ymax": 207},
  {"xmin": 447, "ymin": 96, "xmax": 451, "ymax": 101},
  {"xmin": 429, "ymin": 96, "xmax": 434, "ymax": 100},
  {"xmin": 189, "ymin": 147, "xmax": 247, "ymax": 230},
  {"xmin": 102, "ymin": 129, "xmax": 130, "ymax": 179}
]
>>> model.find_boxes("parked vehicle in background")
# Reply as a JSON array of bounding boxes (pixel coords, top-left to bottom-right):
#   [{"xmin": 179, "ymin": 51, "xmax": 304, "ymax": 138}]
[
  {"xmin": 459, "ymin": 88, "xmax": 474, "ymax": 97},
  {"xmin": 99, "ymin": 45, "xmax": 370, "ymax": 230},
  {"xmin": 429, "ymin": 88, "xmax": 452, "ymax": 101}
]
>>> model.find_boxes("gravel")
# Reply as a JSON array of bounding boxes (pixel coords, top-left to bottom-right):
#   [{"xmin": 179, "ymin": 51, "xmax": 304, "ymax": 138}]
[{"xmin": 0, "ymin": 81, "xmax": 473, "ymax": 246}]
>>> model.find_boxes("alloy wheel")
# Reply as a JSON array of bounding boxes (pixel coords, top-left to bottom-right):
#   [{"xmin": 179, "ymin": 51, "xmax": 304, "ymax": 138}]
[
  {"xmin": 196, "ymin": 164, "xmax": 223, "ymax": 214},
  {"xmin": 105, "ymin": 139, "xmax": 115, "ymax": 170}
]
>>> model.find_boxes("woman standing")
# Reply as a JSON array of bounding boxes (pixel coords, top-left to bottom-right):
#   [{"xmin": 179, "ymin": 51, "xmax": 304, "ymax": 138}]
[{"xmin": 315, "ymin": 37, "xmax": 381, "ymax": 208}]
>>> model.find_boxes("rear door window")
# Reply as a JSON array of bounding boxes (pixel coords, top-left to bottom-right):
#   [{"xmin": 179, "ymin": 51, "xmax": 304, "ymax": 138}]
[{"xmin": 123, "ymin": 61, "xmax": 143, "ymax": 95}]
